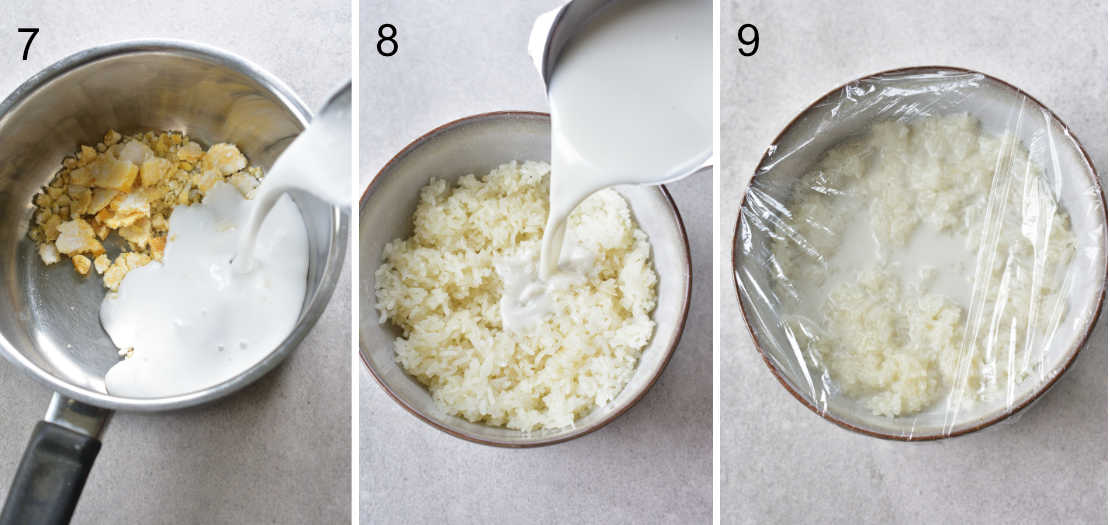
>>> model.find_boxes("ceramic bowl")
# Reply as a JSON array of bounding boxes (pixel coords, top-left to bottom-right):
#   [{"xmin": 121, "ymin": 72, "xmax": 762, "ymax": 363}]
[
  {"xmin": 360, "ymin": 111, "xmax": 691, "ymax": 446},
  {"xmin": 732, "ymin": 67, "xmax": 1106, "ymax": 440}
]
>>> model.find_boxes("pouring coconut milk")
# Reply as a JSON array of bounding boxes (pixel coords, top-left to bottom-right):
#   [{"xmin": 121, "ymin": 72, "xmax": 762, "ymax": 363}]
[
  {"xmin": 498, "ymin": 0, "xmax": 711, "ymax": 330},
  {"xmin": 234, "ymin": 86, "xmax": 352, "ymax": 272},
  {"xmin": 101, "ymin": 84, "xmax": 351, "ymax": 398}
]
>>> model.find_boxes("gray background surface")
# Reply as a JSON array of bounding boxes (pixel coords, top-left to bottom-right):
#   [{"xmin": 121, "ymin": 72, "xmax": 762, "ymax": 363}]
[
  {"xmin": 0, "ymin": 2, "xmax": 351, "ymax": 523},
  {"xmin": 360, "ymin": 1, "xmax": 711, "ymax": 523},
  {"xmin": 722, "ymin": 1, "xmax": 1107, "ymax": 524}
]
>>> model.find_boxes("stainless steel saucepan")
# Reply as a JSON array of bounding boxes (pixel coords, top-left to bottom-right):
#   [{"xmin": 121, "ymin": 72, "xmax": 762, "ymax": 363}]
[{"xmin": 0, "ymin": 41, "xmax": 348, "ymax": 523}]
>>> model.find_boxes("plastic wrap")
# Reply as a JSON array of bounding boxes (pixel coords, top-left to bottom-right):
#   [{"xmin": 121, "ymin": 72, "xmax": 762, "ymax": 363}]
[{"xmin": 733, "ymin": 67, "xmax": 1106, "ymax": 440}]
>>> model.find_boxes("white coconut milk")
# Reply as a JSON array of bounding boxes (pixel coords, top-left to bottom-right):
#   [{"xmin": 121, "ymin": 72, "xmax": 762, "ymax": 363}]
[
  {"xmin": 102, "ymin": 97, "xmax": 349, "ymax": 397},
  {"xmin": 101, "ymin": 183, "xmax": 308, "ymax": 398}
]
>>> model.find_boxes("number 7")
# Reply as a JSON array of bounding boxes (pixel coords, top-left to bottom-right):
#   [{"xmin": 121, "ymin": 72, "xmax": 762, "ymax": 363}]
[{"xmin": 19, "ymin": 28, "xmax": 39, "ymax": 61}]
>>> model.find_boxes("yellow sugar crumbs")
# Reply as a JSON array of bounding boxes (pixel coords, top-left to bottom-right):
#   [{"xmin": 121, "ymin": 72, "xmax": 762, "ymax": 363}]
[{"xmin": 29, "ymin": 129, "xmax": 264, "ymax": 290}]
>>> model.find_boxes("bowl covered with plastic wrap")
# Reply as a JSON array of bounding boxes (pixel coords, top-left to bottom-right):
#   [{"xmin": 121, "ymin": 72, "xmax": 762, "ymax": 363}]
[{"xmin": 733, "ymin": 67, "xmax": 1106, "ymax": 440}]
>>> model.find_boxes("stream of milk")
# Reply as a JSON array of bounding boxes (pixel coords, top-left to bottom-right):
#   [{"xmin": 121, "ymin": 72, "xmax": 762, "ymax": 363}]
[{"xmin": 498, "ymin": 0, "xmax": 711, "ymax": 330}]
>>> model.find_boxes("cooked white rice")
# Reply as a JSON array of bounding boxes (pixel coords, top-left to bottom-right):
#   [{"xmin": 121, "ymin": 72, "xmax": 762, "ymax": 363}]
[{"xmin": 374, "ymin": 161, "xmax": 657, "ymax": 431}]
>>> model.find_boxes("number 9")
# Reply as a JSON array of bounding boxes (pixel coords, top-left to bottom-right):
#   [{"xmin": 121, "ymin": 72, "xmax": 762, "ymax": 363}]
[{"xmin": 738, "ymin": 24, "xmax": 758, "ymax": 57}]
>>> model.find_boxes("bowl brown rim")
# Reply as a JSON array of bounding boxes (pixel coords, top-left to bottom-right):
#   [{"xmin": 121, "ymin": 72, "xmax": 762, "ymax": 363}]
[
  {"xmin": 730, "ymin": 65, "xmax": 1108, "ymax": 441},
  {"xmin": 360, "ymin": 110, "xmax": 694, "ymax": 447}
]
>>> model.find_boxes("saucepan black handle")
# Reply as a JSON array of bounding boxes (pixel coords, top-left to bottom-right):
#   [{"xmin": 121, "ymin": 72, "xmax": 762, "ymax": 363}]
[{"xmin": 0, "ymin": 421, "xmax": 101, "ymax": 525}]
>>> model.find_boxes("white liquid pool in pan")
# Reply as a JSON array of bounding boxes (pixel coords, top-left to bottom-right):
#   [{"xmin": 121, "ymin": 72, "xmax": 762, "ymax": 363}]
[{"xmin": 102, "ymin": 112, "xmax": 348, "ymax": 398}]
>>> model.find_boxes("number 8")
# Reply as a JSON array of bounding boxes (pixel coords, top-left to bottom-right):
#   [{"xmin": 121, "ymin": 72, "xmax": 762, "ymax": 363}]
[{"xmin": 378, "ymin": 24, "xmax": 397, "ymax": 57}]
